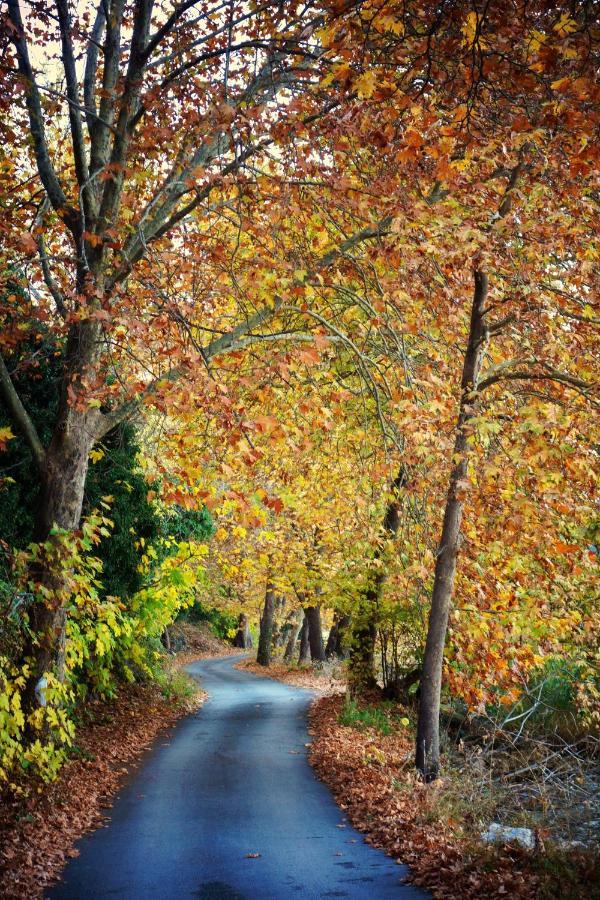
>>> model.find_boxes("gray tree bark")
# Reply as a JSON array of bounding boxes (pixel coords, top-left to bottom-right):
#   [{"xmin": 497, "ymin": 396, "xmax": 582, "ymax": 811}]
[
  {"xmin": 233, "ymin": 613, "xmax": 252, "ymax": 649},
  {"xmin": 416, "ymin": 271, "xmax": 489, "ymax": 781},
  {"xmin": 284, "ymin": 610, "xmax": 303, "ymax": 661}
]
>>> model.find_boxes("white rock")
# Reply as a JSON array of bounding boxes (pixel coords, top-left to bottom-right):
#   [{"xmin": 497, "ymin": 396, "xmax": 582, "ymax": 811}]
[{"xmin": 481, "ymin": 823, "xmax": 535, "ymax": 851}]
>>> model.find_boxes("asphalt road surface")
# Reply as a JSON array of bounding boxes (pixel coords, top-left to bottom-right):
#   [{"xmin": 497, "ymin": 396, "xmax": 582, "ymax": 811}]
[{"xmin": 49, "ymin": 655, "xmax": 427, "ymax": 899}]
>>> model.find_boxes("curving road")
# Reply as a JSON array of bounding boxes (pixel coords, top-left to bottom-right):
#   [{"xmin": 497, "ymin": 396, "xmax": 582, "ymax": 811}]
[{"xmin": 49, "ymin": 655, "xmax": 427, "ymax": 899}]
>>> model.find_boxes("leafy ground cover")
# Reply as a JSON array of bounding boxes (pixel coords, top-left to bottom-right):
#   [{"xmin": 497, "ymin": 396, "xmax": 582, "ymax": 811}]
[{"xmin": 236, "ymin": 658, "xmax": 346, "ymax": 697}]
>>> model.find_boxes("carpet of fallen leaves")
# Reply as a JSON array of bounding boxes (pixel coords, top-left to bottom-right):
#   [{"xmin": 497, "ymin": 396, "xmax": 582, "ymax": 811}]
[
  {"xmin": 0, "ymin": 682, "xmax": 200, "ymax": 899},
  {"xmin": 236, "ymin": 658, "xmax": 346, "ymax": 696},
  {"xmin": 172, "ymin": 621, "xmax": 240, "ymax": 667},
  {"xmin": 0, "ymin": 625, "xmax": 231, "ymax": 899},
  {"xmin": 308, "ymin": 694, "xmax": 590, "ymax": 900}
]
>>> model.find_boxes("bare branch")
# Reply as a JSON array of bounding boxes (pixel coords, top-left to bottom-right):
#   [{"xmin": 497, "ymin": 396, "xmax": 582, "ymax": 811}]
[
  {"xmin": 55, "ymin": 0, "xmax": 91, "ymax": 216},
  {"xmin": 478, "ymin": 362, "xmax": 598, "ymax": 403},
  {"xmin": 90, "ymin": 0, "xmax": 125, "ymax": 179},
  {"xmin": 83, "ymin": 2, "xmax": 106, "ymax": 138},
  {"xmin": 6, "ymin": 0, "xmax": 77, "ymax": 230},
  {"xmin": 34, "ymin": 199, "xmax": 68, "ymax": 319},
  {"xmin": 0, "ymin": 352, "xmax": 46, "ymax": 471},
  {"xmin": 141, "ymin": 0, "xmax": 204, "ymax": 62},
  {"xmin": 97, "ymin": 0, "xmax": 154, "ymax": 228}
]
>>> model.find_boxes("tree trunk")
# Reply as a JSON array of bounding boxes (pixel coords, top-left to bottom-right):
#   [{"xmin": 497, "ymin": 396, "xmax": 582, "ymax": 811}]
[
  {"xmin": 256, "ymin": 582, "xmax": 276, "ymax": 667},
  {"xmin": 298, "ymin": 614, "xmax": 310, "ymax": 663},
  {"xmin": 416, "ymin": 271, "xmax": 488, "ymax": 782},
  {"xmin": 325, "ymin": 614, "xmax": 351, "ymax": 659},
  {"xmin": 349, "ymin": 466, "xmax": 408, "ymax": 693},
  {"xmin": 304, "ymin": 605, "xmax": 325, "ymax": 663},
  {"xmin": 21, "ymin": 403, "xmax": 99, "ymax": 714},
  {"xmin": 325, "ymin": 616, "xmax": 340, "ymax": 658},
  {"xmin": 232, "ymin": 613, "xmax": 252, "ymax": 649},
  {"xmin": 271, "ymin": 596, "xmax": 286, "ymax": 649},
  {"xmin": 284, "ymin": 610, "xmax": 303, "ymax": 661},
  {"xmin": 349, "ymin": 619, "xmax": 378, "ymax": 692}
]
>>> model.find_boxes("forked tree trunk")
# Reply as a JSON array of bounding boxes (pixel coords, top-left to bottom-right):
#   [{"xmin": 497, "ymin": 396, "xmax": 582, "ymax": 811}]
[
  {"xmin": 298, "ymin": 615, "xmax": 310, "ymax": 663},
  {"xmin": 416, "ymin": 271, "xmax": 488, "ymax": 782},
  {"xmin": 256, "ymin": 582, "xmax": 276, "ymax": 667},
  {"xmin": 349, "ymin": 467, "xmax": 408, "ymax": 693},
  {"xmin": 284, "ymin": 610, "xmax": 303, "ymax": 661},
  {"xmin": 233, "ymin": 613, "xmax": 252, "ymax": 649},
  {"xmin": 304, "ymin": 605, "xmax": 326, "ymax": 662}
]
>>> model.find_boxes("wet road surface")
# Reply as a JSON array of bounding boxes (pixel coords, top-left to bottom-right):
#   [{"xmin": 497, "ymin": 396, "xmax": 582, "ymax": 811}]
[{"xmin": 49, "ymin": 655, "xmax": 427, "ymax": 899}]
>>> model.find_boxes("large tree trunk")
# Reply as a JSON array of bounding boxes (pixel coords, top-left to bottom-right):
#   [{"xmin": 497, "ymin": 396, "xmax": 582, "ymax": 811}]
[
  {"xmin": 416, "ymin": 271, "xmax": 488, "ymax": 782},
  {"xmin": 349, "ymin": 466, "xmax": 408, "ymax": 693},
  {"xmin": 22, "ymin": 409, "xmax": 99, "ymax": 713},
  {"xmin": 298, "ymin": 614, "xmax": 310, "ymax": 663},
  {"xmin": 232, "ymin": 613, "xmax": 252, "ymax": 649},
  {"xmin": 326, "ymin": 614, "xmax": 351, "ymax": 659},
  {"xmin": 256, "ymin": 582, "xmax": 276, "ymax": 667},
  {"xmin": 304, "ymin": 605, "xmax": 325, "ymax": 663},
  {"xmin": 284, "ymin": 610, "xmax": 303, "ymax": 661},
  {"xmin": 18, "ymin": 317, "xmax": 104, "ymax": 715}
]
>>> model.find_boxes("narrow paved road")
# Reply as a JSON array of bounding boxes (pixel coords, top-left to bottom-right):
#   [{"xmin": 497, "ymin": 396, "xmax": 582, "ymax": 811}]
[{"xmin": 50, "ymin": 656, "xmax": 426, "ymax": 899}]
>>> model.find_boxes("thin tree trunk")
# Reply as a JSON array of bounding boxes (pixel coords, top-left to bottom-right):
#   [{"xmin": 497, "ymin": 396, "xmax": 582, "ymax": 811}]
[
  {"xmin": 304, "ymin": 605, "xmax": 325, "ymax": 662},
  {"xmin": 284, "ymin": 610, "xmax": 303, "ymax": 661},
  {"xmin": 271, "ymin": 596, "xmax": 286, "ymax": 649},
  {"xmin": 233, "ymin": 613, "xmax": 252, "ymax": 649},
  {"xmin": 349, "ymin": 467, "xmax": 408, "ymax": 693},
  {"xmin": 416, "ymin": 271, "xmax": 489, "ymax": 782},
  {"xmin": 256, "ymin": 581, "xmax": 276, "ymax": 667},
  {"xmin": 298, "ymin": 614, "xmax": 310, "ymax": 663}
]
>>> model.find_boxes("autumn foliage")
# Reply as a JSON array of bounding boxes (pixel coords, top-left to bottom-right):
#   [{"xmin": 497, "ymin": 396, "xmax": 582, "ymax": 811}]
[{"xmin": 0, "ymin": 0, "xmax": 597, "ymax": 874}]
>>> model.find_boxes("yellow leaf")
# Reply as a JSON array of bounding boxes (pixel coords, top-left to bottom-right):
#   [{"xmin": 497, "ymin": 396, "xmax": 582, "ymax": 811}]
[
  {"xmin": 553, "ymin": 12, "xmax": 578, "ymax": 36},
  {"xmin": 462, "ymin": 11, "xmax": 478, "ymax": 44},
  {"xmin": 353, "ymin": 70, "xmax": 377, "ymax": 99},
  {"xmin": 0, "ymin": 426, "xmax": 15, "ymax": 450}
]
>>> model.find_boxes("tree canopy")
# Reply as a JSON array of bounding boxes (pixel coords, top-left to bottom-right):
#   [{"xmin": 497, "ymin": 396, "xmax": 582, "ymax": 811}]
[{"xmin": 0, "ymin": 0, "xmax": 597, "ymax": 789}]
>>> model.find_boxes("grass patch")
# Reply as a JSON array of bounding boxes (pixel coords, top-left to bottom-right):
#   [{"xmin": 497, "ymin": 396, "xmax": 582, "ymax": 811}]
[
  {"xmin": 156, "ymin": 668, "xmax": 200, "ymax": 705},
  {"xmin": 339, "ymin": 697, "xmax": 399, "ymax": 735}
]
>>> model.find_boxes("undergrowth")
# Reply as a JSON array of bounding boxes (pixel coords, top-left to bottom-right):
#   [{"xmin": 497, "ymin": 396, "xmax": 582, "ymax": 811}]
[
  {"xmin": 156, "ymin": 667, "xmax": 200, "ymax": 706},
  {"xmin": 339, "ymin": 696, "xmax": 410, "ymax": 736}
]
